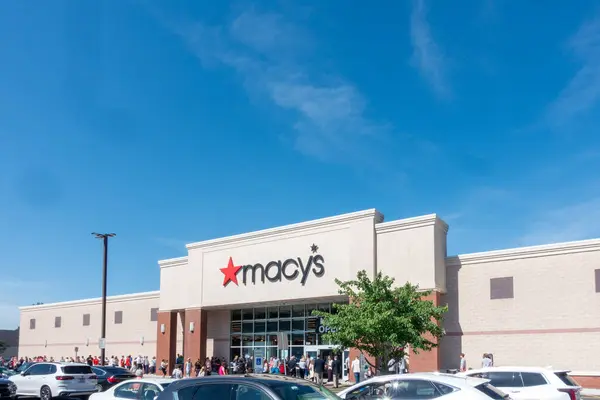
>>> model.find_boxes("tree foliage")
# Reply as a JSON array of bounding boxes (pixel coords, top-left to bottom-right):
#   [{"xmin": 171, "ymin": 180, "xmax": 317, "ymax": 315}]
[
  {"xmin": 0, "ymin": 341, "xmax": 6, "ymax": 355},
  {"xmin": 312, "ymin": 270, "xmax": 447, "ymax": 372}
]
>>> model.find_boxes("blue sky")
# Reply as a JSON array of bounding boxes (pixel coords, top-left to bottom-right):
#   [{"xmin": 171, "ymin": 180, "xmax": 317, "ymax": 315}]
[{"xmin": 2, "ymin": 0, "xmax": 600, "ymax": 329}]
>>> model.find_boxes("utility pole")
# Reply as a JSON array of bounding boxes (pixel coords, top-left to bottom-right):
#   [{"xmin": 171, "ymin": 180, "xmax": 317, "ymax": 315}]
[{"xmin": 92, "ymin": 232, "xmax": 116, "ymax": 366}]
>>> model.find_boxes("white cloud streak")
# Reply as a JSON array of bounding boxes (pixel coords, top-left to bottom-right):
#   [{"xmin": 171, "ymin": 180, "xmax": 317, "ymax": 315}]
[
  {"xmin": 170, "ymin": 9, "xmax": 387, "ymax": 163},
  {"xmin": 547, "ymin": 15, "xmax": 600, "ymax": 126},
  {"xmin": 410, "ymin": 0, "xmax": 450, "ymax": 98}
]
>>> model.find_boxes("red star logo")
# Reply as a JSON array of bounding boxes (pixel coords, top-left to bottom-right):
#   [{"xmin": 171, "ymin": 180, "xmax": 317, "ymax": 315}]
[{"xmin": 220, "ymin": 257, "xmax": 242, "ymax": 287}]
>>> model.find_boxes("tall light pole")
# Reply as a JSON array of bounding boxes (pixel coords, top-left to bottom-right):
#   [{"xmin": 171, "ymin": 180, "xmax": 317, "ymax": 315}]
[{"xmin": 92, "ymin": 232, "xmax": 116, "ymax": 366}]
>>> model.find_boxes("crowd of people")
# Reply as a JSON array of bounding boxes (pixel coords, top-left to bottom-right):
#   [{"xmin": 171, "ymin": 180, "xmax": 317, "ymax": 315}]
[{"xmin": 1, "ymin": 351, "xmax": 410, "ymax": 387}]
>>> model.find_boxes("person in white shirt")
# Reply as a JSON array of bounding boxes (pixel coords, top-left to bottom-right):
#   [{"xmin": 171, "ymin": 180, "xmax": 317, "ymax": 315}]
[
  {"xmin": 351, "ymin": 356, "xmax": 361, "ymax": 383},
  {"xmin": 172, "ymin": 365, "xmax": 183, "ymax": 379}
]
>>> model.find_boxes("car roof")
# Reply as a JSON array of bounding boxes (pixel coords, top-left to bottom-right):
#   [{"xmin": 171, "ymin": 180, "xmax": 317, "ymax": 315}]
[
  {"xmin": 341, "ymin": 373, "xmax": 490, "ymax": 389},
  {"xmin": 167, "ymin": 374, "xmax": 320, "ymax": 387},
  {"xmin": 135, "ymin": 378, "xmax": 176, "ymax": 385},
  {"xmin": 464, "ymin": 366, "xmax": 571, "ymax": 374}
]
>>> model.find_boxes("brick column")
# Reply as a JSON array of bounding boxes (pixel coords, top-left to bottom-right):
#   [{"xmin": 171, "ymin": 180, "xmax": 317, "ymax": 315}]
[
  {"xmin": 156, "ymin": 311, "xmax": 177, "ymax": 375},
  {"xmin": 408, "ymin": 291, "xmax": 441, "ymax": 372},
  {"xmin": 183, "ymin": 309, "xmax": 208, "ymax": 364}
]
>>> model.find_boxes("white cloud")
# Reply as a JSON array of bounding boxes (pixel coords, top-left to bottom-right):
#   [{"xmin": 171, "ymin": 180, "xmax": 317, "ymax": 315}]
[
  {"xmin": 410, "ymin": 0, "xmax": 450, "ymax": 98},
  {"xmin": 518, "ymin": 197, "xmax": 600, "ymax": 246},
  {"xmin": 547, "ymin": 15, "xmax": 600, "ymax": 126},
  {"xmin": 168, "ymin": 9, "xmax": 389, "ymax": 163}
]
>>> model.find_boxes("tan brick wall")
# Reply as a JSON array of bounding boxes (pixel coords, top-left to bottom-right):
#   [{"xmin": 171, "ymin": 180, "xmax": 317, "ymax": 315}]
[{"xmin": 443, "ymin": 241, "xmax": 600, "ymax": 371}]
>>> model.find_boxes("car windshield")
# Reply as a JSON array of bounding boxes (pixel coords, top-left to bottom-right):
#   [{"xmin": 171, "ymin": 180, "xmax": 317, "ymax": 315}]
[
  {"xmin": 475, "ymin": 383, "xmax": 508, "ymax": 400},
  {"xmin": 264, "ymin": 381, "xmax": 339, "ymax": 400}
]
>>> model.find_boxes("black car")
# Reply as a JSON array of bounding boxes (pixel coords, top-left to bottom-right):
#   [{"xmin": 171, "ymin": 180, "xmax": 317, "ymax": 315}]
[
  {"xmin": 0, "ymin": 377, "xmax": 16, "ymax": 400},
  {"xmin": 157, "ymin": 374, "xmax": 339, "ymax": 400},
  {"xmin": 91, "ymin": 366, "xmax": 136, "ymax": 392}
]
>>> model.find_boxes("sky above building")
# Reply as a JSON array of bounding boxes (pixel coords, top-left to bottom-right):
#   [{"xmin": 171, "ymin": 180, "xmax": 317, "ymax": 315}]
[{"xmin": 2, "ymin": 0, "xmax": 600, "ymax": 329}]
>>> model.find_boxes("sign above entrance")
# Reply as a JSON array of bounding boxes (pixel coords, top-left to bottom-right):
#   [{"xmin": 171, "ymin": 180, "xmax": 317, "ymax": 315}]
[{"xmin": 220, "ymin": 244, "xmax": 325, "ymax": 287}]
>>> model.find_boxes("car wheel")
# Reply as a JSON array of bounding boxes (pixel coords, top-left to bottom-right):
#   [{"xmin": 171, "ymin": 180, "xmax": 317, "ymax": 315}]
[
  {"xmin": 95, "ymin": 384, "xmax": 103, "ymax": 392},
  {"xmin": 40, "ymin": 385, "xmax": 52, "ymax": 400}
]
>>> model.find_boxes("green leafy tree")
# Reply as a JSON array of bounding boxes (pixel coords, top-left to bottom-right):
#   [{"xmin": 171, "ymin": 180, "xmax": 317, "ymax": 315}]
[
  {"xmin": 0, "ymin": 341, "xmax": 6, "ymax": 355},
  {"xmin": 312, "ymin": 270, "xmax": 447, "ymax": 373}
]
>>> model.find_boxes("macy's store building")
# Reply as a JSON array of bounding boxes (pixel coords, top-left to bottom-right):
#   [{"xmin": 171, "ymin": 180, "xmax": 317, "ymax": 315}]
[
  {"xmin": 18, "ymin": 209, "xmax": 600, "ymax": 387},
  {"xmin": 156, "ymin": 209, "xmax": 447, "ymax": 379}
]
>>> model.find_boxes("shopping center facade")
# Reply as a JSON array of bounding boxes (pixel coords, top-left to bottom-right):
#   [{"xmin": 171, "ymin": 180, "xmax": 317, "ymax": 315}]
[{"xmin": 18, "ymin": 209, "xmax": 600, "ymax": 387}]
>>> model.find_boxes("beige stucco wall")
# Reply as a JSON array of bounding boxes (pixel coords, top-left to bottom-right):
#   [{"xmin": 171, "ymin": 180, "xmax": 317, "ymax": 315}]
[
  {"xmin": 159, "ymin": 209, "xmax": 385, "ymax": 310},
  {"xmin": 19, "ymin": 292, "xmax": 160, "ymax": 359},
  {"xmin": 376, "ymin": 214, "xmax": 448, "ymax": 291},
  {"xmin": 440, "ymin": 239, "xmax": 600, "ymax": 371}
]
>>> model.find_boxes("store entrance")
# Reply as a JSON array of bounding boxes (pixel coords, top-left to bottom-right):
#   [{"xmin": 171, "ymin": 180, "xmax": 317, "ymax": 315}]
[{"xmin": 305, "ymin": 345, "xmax": 333, "ymax": 360}]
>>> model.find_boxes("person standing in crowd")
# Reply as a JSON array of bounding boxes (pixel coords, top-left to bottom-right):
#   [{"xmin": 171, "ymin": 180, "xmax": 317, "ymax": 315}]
[
  {"xmin": 460, "ymin": 353, "xmax": 467, "ymax": 372},
  {"xmin": 218, "ymin": 362, "xmax": 227, "ymax": 375},
  {"xmin": 327, "ymin": 355, "xmax": 333, "ymax": 382},
  {"xmin": 184, "ymin": 358, "xmax": 192, "ymax": 378},
  {"xmin": 160, "ymin": 359, "xmax": 168, "ymax": 377},
  {"xmin": 313, "ymin": 354, "xmax": 325, "ymax": 385},
  {"xmin": 331, "ymin": 355, "xmax": 341, "ymax": 388},
  {"xmin": 150, "ymin": 357, "xmax": 156, "ymax": 374},
  {"xmin": 172, "ymin": 364, "xmax": 183, "ymax": 379},
  {"xmin": 298, "ymin": 356, "xmax": 306, "ymax": 379},
  {"xmin": 194, "ymin": 358, "xmax": 202, "ymax": 376},
  {"xmin": 481, "ymin": 353, "xmax": 493, "ymax": 367},
  {"xmin": 351, "ymin": 356, "xmax": 361, "ymax": 384}
]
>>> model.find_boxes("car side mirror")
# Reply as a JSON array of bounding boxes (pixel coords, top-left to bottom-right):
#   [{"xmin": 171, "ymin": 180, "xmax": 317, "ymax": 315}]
[{"xmin": 20, "ymin": 372, "xmax": 27, "ymax": 376}]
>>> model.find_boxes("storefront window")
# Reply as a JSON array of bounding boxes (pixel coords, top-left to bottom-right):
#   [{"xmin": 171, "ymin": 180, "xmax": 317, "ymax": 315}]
[
  {"xmin": 266, "ymin": 320, "xmax": 278, "ymax": 332},
  {"xmin": 292, "ymin": 319, "xmax": 304, "ymax": 331},
  {"xmin": 268, "ymin": 307, "xmax": 278, "ymax": 319},
  {"xmin": 254, "ymin": 307, "xmax": 266, "ymax": 320},
  {"xmin": 267, "ymin": 334, "xmax": 278, "ymax": 346},
  {"xmin": 292, "ymin": 304, "xmax": 305, "ymax": 318},
  {"xmin": 279, "ymin": 306, "xmax": 291, "ymax": 318},
  {"xmin": 291, "ymin": 333, "xmax": 304, "ymax": 345},
  {"xmin": 279, "ymin": 320, "xmax": 290, "ymax": 330},
  {"xmin": 229, "ymin": 302, "xmax": 347, "ymax": 360},
  {"xmin": 242, "ymin": 309, "xmax": 254, "ymax": 320},
  {"xmin": 242, "ymin": 322, "xmax": 253, "ymax": 333}
]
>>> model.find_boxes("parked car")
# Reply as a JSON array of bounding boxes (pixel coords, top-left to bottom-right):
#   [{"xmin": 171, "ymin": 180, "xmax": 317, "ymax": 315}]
[
  {"xmin": 338, "ymin": 372, "xmax": 509, "ymax": 400},
  {"xmin": 0, "ymin": 376, "xmax": 17, "ymax": 399},
  {"xmin": 89, "ymin": 378, "xmax": 175, "ymax": 400},
  {"xmin": 458, "ymin": 367, "xmax": 581, "ymax": 400},
  {"xmin": 0, "ymin": 368, "xmax": 16, "ymax": 379},
  {"xmin": 157, "ymin": 375, "xmax": 339, "ymax": 400},
  {"xmin": 91, "ymin": 366, "xmax": 137, "ymax": 392},
  {"xmin": 9, "ymin": 362, "xmax": 97, "ymax": 400}
]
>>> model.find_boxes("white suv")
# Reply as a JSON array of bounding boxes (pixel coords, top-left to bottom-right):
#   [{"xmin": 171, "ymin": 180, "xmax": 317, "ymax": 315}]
[
  {"xmin": 10, "ymin": 362, "xmax": 97, "ymax": 400},
  {"xmin": 459, "ymin": 367, "xmax": 581, "ymax": 400}
]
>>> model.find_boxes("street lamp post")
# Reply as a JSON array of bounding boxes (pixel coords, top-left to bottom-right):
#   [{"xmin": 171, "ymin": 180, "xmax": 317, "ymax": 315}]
[{"xmin": 92, "ymin": 232, "xmax": 116, "ymax": 366}]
